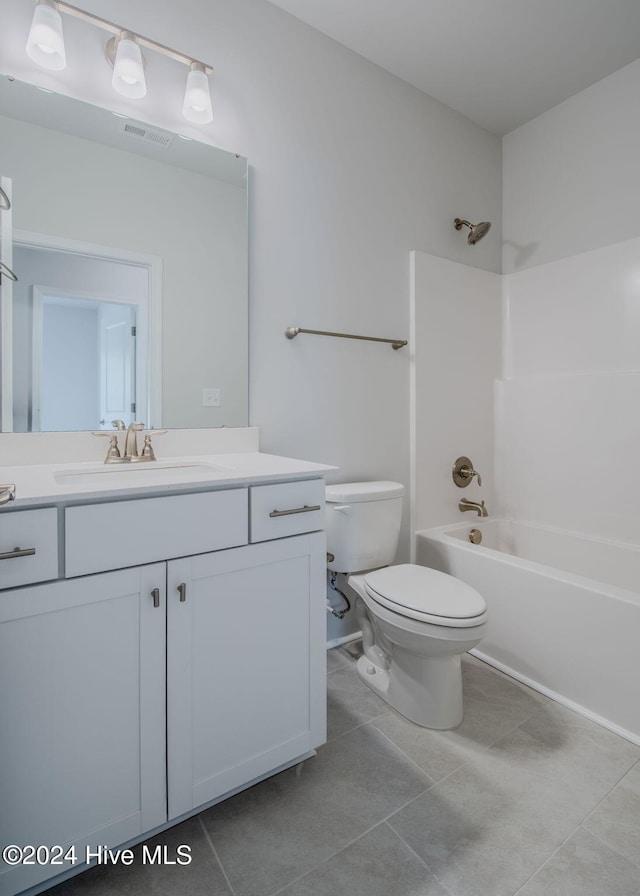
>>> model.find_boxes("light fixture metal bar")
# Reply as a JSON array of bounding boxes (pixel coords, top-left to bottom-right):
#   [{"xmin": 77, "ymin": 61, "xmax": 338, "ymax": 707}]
[{"xmin": 56, "ymin": 1, "xmax": 213, "ymax": 73}]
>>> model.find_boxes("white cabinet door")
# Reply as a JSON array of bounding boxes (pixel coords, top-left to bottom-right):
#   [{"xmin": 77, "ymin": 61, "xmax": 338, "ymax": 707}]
[
  {"xmin": 166, "ymin": 533, "xmax": 326, "ymax": 819},
  {"xmin": 0, "ymin": 565, "xmax": 166, "ymax": 896}
]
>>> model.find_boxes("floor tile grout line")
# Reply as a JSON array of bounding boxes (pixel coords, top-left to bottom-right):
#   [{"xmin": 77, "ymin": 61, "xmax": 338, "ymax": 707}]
[
  {"xmin": 197, "ymin": 721, "xmax": 432, "ymax": 896},
  {"xmin": 470, "ymin": 705, "xmax": 640, "ymax": 794},
  {"xmin": 376, "ymin": 713, "xmax": 530, "ymax": 792},
  {"xmin": 469, "ymin": 700, "xmax": 553, "ymax": 754},
  {"xmin": 510, "ymin": 829, "xmax": 577, "ymax": 896},
  {"xmin": 273, "ymin": 784, "xmax": 439, "ymax": 895},
  {"xmin": 381, "ymin": 821, "xmax": 458, "ymax": 896},
  {"xmin": 575, "ymin": 752, "xmax": 640, "ymax": 831},
  {"xmin": 267, "ymin": 821, "xmax": 398, "ymax": 896},
  {"xmin": 513, "ymin": 844, "xmax": 575, "ymax": 896},
  {"xmin": 368, "ymin": 721, "xmax": 441, "ymax": 788},
  {"xmin": 510, "ymin": 795, "xmax": 640, "ymax": 896},
  {"xmin": 268, "ymin": 813, "xmax": 459, "ymax": 896},
  {"xmin": 197, "ymin": 815, "xmax": 238, "ymax": 896},
  {"xmin": 519, "ymin": 810, "xmax": 619, "ymax": 896},
  {"xmin": 580, "ymin": 779, "xmax": 623, "ymax": 828},
  {"xmin": 324, "ymin": 707, "xmax": 391, "ymax": 744},
  {"xmin": 578, "ymin": 822, "xmax": 640, "ymax": 871}
]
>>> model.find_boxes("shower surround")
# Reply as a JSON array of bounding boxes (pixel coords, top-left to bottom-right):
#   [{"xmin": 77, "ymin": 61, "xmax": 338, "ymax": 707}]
[
  {"xmin": 500, "ymin": 237, "xmax": 640, "ymax": 546},
  {"xmin": 411, "ymin": 237, "xmax": 640, "ymax": 742}
]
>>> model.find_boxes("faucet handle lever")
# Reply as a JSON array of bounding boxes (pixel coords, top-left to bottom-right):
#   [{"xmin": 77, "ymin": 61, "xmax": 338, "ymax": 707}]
[
  {"xmin": 91, "ymin": 431, "xmax": 122, "ymax": 463},
  {"xmin": 452, "ymin": 456, "xmax": 482, "ymax": 487},
  {"xmin": 138, "ymin": 430, "xmax": 168, "ymax": 461}
]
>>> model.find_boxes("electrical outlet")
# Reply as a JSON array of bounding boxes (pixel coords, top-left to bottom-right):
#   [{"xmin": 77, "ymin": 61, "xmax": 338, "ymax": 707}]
[{"xmin": 202, "ymin": 388, "xmax": 221, "ymax": 407}]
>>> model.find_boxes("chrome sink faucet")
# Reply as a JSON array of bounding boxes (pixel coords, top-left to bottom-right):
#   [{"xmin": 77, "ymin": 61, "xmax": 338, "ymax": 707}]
[{"xmin": 459, "ymin": 498, "xmax": 488, "ymax": 517}]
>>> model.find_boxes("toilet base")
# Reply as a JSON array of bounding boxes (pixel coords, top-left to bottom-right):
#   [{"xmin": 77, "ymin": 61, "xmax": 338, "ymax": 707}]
[{"xmin": 356, "ymin": 650, "xmax": 464, "ymax": 730}]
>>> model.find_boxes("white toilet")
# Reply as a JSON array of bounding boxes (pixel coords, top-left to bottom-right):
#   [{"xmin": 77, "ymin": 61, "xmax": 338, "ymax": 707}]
[{"xmin": 325, "ymin": 481, "xmax": 487, "ymax": 729}]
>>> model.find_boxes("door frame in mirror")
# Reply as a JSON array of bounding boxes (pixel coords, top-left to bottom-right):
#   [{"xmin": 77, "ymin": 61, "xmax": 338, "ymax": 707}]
[{"xmin": 11, "ymin": 229, "xmax": 162, "ymax": 432}]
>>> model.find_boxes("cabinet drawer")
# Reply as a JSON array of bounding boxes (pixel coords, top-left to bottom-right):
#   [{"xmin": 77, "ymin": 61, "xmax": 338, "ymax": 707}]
[
  {"xmin": 0, "ymin": 508, "xmax": 58, "ymax": 589},
  {"xmin": 250, "ymin": 479, "xmax": 325, "ymax": 542},
  {"xmin": 66, "ymin": 489, "xmax": 248, "ymax": 577}
]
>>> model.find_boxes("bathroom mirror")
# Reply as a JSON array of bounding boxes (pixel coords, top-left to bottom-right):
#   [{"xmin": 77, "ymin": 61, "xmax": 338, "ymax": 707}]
[{"xmin": 0, "ymin": 75, "xmax": 248, "ymax": 432}]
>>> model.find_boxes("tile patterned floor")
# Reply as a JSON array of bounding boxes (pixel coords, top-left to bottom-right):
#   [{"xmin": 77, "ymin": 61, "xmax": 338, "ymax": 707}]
[{"xmin": 48, "ymin": 644, "xmax": 640, "ymax": 896}]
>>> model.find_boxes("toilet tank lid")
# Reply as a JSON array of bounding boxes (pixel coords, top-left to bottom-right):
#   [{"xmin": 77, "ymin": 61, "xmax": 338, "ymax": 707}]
[{"xmin": 325, "ymin": 481, "xmax": 404, "ymax": 503}]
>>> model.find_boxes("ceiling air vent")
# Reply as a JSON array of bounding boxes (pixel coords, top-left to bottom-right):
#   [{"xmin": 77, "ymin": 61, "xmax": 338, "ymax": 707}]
[{"xmin": 120, "ymin": 121, "xmax": 173, "ymax": 148}]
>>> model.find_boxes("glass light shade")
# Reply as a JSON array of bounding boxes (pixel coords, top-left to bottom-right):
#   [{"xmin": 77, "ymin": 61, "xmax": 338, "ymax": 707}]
[
  {"xmin": 183, "ymin": 63, "xmax": 213, "ymax": 124},
  {"xmin": 26, "ymin": 0, "xmax": 66, "ymax": 71},
  {"xmin": 112, "ymin": 34, "xmax": 146, "ymax": 99}
]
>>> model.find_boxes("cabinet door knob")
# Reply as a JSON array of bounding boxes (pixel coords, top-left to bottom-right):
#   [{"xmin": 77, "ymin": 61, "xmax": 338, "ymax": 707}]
[
  {"xmin": 178, "ymin": 583, "xmax": 187, "ymax": 602},
  {"xmin": 151, "ymin": 588, "xmax": 160, "ymax": 608}
]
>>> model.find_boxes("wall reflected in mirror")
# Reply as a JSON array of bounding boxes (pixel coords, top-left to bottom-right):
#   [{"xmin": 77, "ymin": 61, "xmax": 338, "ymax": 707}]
[{"xmin": 0, "ymin": 75, "xmax": 248, "ymax": 432}]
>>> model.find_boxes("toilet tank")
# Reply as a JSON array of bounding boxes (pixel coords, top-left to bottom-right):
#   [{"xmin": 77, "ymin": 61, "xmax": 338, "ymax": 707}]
[{"xmin": 325, "ymin": 481, "xmax": 404, "ymax": 573}]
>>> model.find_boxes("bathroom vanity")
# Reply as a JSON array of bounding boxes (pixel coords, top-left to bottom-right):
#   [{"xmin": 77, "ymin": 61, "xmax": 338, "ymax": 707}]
[{"xmin": 0, "ymin": 446, "xmax": 333, "ymax": 896}]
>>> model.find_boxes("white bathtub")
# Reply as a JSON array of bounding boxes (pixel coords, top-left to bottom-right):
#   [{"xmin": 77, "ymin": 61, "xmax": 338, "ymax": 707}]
[{"xmin": 416, "ymin": 519, "xmax": 640, "ymax": 744}]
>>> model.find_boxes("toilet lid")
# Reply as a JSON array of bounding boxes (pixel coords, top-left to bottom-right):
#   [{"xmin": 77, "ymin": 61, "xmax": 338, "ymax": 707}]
[{"xmin": 363, "ymin": 564, "xmax": 486, "ymax": 626}]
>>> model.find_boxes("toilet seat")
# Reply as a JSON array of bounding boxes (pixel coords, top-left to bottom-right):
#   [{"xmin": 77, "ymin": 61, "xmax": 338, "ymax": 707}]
[{"xmin": 363, "ymin": 564, "xmax": 487, "ymax": 628}]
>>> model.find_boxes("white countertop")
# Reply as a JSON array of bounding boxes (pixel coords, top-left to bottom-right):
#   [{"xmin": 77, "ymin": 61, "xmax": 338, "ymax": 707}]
[{"xmin": 0, "ymin": 452, "xmax": 337, "ymax": 507}]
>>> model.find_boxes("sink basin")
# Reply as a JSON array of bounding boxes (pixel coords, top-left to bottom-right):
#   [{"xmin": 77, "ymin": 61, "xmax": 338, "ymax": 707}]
[{"xmin": 54, "ymin": 461, "xmax": 227, "ymax": 487}]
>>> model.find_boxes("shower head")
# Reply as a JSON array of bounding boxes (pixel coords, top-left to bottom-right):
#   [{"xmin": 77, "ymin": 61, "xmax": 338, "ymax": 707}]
[{"xmin": 454, "ymin": 217, "xmax": 491, "ymax": 245}]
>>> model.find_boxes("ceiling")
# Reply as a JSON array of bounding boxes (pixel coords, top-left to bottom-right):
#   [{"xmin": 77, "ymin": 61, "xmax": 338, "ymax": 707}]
[{"xmin": 266, "ymin": 0, "xmax": 640, "ymax": 135}]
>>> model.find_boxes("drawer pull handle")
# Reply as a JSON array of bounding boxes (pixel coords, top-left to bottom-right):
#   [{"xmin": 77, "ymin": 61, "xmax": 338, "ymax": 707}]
[
  {"xmin": 178, "ymin": 583, "xmax": 187, "ymax": 602},
  {"xmin": 269, "ymin": 504, "xmax": 321, "ymax": 518},
  {"xmin": 151, "ymin": 588, "xmax": 160, "ymax": 608},
  {"xmin": 0, "ymin": 546, "xmax": 36, "ymax": 561},
  {"xmin": 0, "ymin": 484, "xmax": 16, "ymax": 506}
]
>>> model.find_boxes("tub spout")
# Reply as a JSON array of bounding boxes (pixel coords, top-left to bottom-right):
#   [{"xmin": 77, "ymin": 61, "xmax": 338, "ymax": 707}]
[{"xmin": 459, "ymin": 498, "xmax": 488, "ymax": 517}]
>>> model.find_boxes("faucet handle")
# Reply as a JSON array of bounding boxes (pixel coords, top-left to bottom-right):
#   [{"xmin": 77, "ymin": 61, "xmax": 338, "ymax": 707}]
[
  {"xmin": 452, "ymin": 456, "xmax": 482, "ymax": 487},
  {"xmin": 91, "ymin": 431, "xmax": 122, "ymax": 463},
  {"xmin": 0, "ymin": 484, "xmax": 16, "ymax": 505},
  {"xmin": 139, "ymin": 430, "xmax": 168, "ymax": 462}
]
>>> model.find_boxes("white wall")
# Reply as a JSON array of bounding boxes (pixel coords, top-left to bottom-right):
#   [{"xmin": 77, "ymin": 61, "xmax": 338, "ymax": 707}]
[
  {"xmin": 411, "ymin": 252, "xmax": 502, "ymax": 537},
  {"xmin": 0, "ymin": 0, "xmax": 502, "ymax": 572},
  {"xmin": 501, "ymin": 60, "xmax": 640, "ymax": 546},
  {"xmin": 503, "ymin": 59, "xmax": 640, "ymax": 273}
]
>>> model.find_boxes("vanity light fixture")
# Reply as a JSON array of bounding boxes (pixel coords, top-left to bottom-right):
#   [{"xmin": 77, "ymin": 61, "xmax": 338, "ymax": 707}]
[
  {"xmin": 25, "ymin": 0, "xmax": 214, "ymax": 123},
  {"xmin": 183, "ymin": 62, "xmax": 213, "ymax": 123},
  {"xmin": 107, "ymin": 31, "xmax": 146, "ymax": 99},
  {"xmin": 26, "ymin": 0, "xmax": 66, "ymax": 71}
]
